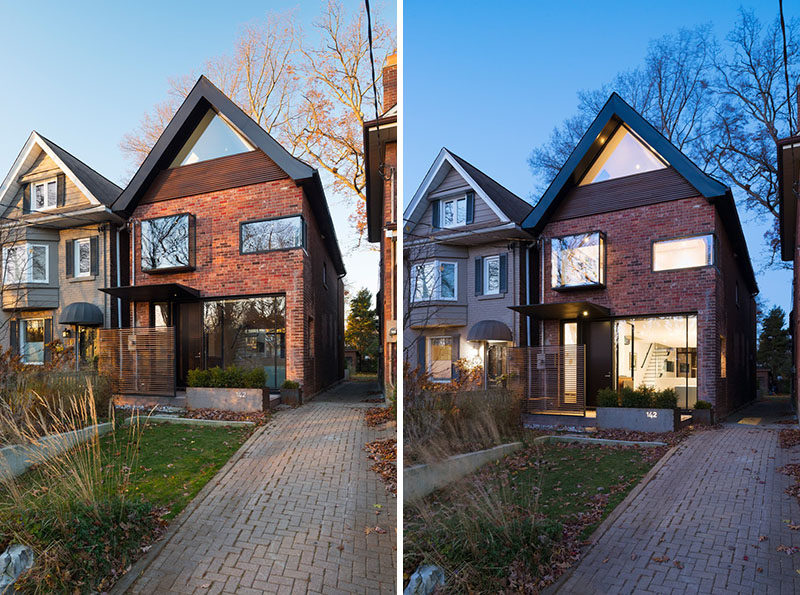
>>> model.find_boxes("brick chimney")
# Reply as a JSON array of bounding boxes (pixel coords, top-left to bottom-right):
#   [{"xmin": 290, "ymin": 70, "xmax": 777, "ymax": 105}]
[{"xmin": 382, "ymin": 52, "xmax": 397, "ymax": 114}]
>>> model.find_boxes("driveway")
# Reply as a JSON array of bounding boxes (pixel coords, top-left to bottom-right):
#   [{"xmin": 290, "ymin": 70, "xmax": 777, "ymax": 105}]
[
  {"xmin": 557, "ymin": 400, "xmax": 800, "ymax": 594},
  {"xmin": 123, "ymin": 380, "xmax": 396, "ymax": 594}
]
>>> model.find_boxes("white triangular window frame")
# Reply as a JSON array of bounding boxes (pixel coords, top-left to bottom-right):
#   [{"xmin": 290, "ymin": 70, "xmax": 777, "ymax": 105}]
[
  {"xmin": 579, "ymin": 124, "xmax": 667, "ymax": 185},
  {"xmin": 170, "ymin": 109, "xmax": 255, "ymax": 168}
]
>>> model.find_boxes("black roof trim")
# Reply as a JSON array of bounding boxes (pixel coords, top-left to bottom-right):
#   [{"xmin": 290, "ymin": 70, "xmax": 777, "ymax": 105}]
[
  {"xmin": 523, "ymin": 93, "xmax": 757, "ymax": 294},
  {"xmin": 37, "ymin": 134, "xmax": 121, "ymax": 207}
]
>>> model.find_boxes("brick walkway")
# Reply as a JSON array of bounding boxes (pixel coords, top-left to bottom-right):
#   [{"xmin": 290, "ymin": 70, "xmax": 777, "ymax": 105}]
[
  {"xmin": 127, "ymin": 382, "xmax": 396, "ymax": 594},
  {"xmin": 558, "ymin": 425, "xmax": 800, "ymax": 594}
]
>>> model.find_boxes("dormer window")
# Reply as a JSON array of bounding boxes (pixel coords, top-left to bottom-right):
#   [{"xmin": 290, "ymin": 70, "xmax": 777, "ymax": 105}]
[
  {"xmin": 32, "ymin": 178, "xmax": 57, "ymax": 211},
  {"xmin": 579, "ymin": 125, "xmax": 666, "ymax": 185},
  {"xmin": 433, "ymin": 192, "xmax": 474, "ymax": 229}
]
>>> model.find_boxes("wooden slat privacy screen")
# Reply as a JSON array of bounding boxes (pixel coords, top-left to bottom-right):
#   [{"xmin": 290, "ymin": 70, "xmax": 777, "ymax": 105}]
[
  {"xmin": 98, "ymin": 328, "xmax": 175, "ymax": 396},
  {"xmin": 508, "ymin": 345, "xmax": 585, "ymax": 415}
]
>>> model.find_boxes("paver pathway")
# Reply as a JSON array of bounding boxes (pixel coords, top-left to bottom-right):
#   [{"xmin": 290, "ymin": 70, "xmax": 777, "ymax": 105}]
[
  {"xmin": 127, "ymin": 381, "xmax": 396, "ymax": 594},
  {"xmin": 558, "ymin": 424, "xmax": 800, "ymax": 594}
]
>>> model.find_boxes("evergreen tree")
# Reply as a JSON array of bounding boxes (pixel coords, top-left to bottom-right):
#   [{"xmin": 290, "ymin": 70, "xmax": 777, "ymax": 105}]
[
  {"xmin": 757, "ymin": 306, "xmax": 792, "ymax": 393},
  {"xmin": 345, "ymin": 288, "xmax": 378, "ymax": 372}
]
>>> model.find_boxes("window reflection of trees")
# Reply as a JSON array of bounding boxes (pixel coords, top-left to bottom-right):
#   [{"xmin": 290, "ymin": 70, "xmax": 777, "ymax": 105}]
[
  {"xmin": 241, "ymin": 217, "xmax": 302, "ymax": 253},
  {"xmin": 141, "ymin": 215, "xmax": 189, "ymax": 270}
]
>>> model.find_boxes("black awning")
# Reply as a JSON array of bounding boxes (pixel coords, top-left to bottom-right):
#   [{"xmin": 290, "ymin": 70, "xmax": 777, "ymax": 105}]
[
  {"xmin": 467, "ymin": 320, "xmax": 513, "ymax": 342},
  {"xmin": 510, "ymin": 301, "xmax": 611, "ymax": 320},
  {"xmin": 100, "ymin": 283, "xmax": 200, "ymax": 302},
  {"xmin": 59, "ymin": 302, "xmax": 104, "ymax": 326}
]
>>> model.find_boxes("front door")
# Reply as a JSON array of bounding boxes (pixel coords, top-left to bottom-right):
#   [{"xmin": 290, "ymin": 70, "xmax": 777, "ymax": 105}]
[
  {"xmin": 176, "ymin": 301, "xmax": 202, "ymax": 387},
  {"xmin": 585, "ymin": 320, "xmax": 612, "ymax": 407},
  {"xmin": 486, "ymin": 343, "xmax": 507, "ymax": 387}
]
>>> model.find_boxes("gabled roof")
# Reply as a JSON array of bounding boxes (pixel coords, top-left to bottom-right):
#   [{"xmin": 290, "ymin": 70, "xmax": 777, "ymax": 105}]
[
  {"xmin": 404, "ymin": 148, "xmax": 532, "ymax": 229},
  {"xmin": 0, "ymin": 131, "xmax": 122, "ymax": 214},
  {"xmin": 113, "ymin": 76, "xmax": 345, "ymax": 275},
  {"xmin": 523, "ymin": 93, "xmax": 757, "ymax": 294}
]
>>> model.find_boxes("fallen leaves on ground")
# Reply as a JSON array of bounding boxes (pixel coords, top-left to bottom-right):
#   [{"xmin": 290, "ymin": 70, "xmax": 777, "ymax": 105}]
[
  {"xmin": 182, "ymin": 408, "xmax": 270, "ymax": 426},
  {"xmin": 362, "ymin": 397, "xmax": 384, "ymax": 403},
  {"xmin": 365, "ymin": 407, "xmax": 393, "ymax": 426},
  {"xmin": 779, "ymin": 429, "xmax": 800, "ymax": 449},
  {"xmin": 777, "ymin": 544, "xmax": 800, "ymax": 555},
  {"xmin": 651, "ymin": 555, "xmax": 670, "ymax": 563},
  {"xmin": 365, "ymin": 438, "xmax": 397, "ymax": 494}
]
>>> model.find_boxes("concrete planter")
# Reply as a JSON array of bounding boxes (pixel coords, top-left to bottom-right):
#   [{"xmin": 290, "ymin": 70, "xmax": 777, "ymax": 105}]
[
  {"xmin": 186, "ymin": 387, "xmax": 267, "ymax": 412},
  {"xmin": 596, "ymin": 407, "xmax": 678, "ymax": 433},
  {"xmin": 691, "ymin": 409, "xmax": 715, "ymax": 425},
  {"xmin": 280, "ymin": 387, "xmax": 302, "ymax": 407}
]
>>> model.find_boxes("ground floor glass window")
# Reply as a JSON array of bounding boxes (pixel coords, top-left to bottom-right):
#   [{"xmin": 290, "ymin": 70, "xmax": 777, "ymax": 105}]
[
  {"xmin": 428, "ymin": 336, "xmax": 452, "ymax": 381},
  {"xmin": 21, "ymin": 319, "xmax": 45, "ymax": 364},
  {"xmin": 614, "ymin": 314, "xmax": 698, "ymax": 408},
  {"xmin": 203, "ymin": 296, "xmax": 286, "ymax": 389}
]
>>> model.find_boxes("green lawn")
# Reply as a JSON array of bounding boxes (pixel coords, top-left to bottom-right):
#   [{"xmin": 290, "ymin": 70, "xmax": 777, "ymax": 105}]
[{"xmin": 404, "ymin": 440, "xmax": 656, "ymax": 592}]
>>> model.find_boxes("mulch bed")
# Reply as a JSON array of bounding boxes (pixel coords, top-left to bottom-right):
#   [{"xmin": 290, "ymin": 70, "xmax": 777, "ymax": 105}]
[
  {"xmin": 182, "ymin": 409, "xmax": 270, "ymax": 426},
  {"xmin": 365, "ymin": 438, "xmax": 397, "ymax": 495},
  {"xmin": 365, "ymin": 407, "xmax": 393, "ymax": 426},
  {"xmin": 583, "ymin": 426, "xmax": 698, "ymax": 462}
]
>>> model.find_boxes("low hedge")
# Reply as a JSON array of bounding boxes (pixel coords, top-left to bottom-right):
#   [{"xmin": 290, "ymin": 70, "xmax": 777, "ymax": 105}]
[
  {"xmin": 596, "ymin": 386, "xmax": 679, "ymax": 409},
  {"xmin": 187, "ymin": 366, "xmax": 265, "ymax": 389}
]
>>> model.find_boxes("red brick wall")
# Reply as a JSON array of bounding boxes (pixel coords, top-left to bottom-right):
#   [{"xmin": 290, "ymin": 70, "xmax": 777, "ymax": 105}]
[
  {"xmin": 382, "ymin": 54, "xmax": 397, "ymax": 112},
  {"xmin": 538, "ymin": 195, "xmax": 754, "ymax": 415},
  {"xmin": 381, "ymin": 141, "xmax": 397, "ymax": 390},
  {"xmin": 130, "ymin": 178, "xmax": 342, "ymax": 396}
]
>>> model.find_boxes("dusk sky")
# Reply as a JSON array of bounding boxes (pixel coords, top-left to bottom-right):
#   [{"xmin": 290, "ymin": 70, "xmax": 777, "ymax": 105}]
[
  {"xmin": 404, "ymin": 0, "xmax": 795, "ymax": 316},
  {"xmin": 0, "ymin": 0, "xmax": 395, "ymax": 302}
]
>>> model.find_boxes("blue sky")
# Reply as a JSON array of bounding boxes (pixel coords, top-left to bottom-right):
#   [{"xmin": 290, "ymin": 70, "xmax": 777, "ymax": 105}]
[
  {"xmin": 0, "ymin": 0, "xmax": 395, "ymax": 303},
  {"xmin": 404, "ymin": 0, "xmax": 794, "ymax": 316}
]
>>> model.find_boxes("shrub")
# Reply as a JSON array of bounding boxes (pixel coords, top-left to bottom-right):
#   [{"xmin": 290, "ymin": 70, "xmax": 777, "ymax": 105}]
[
  {"xmin": 281, "ymin": 379, "xmax": 300, "ymax": 389},
  {"xmin": 596, "ymin": 388, "xmax": 619, "ymax": 407},
  {"xmin": 186, "ymin": 366, "xmax": 265, "ymax": 388},
  {"xmin": 653, "ymin": 388, "xmax": 678, "ymax": 409},
  {"xmin": 620, "ymin": 386, "xmax": 651, "ymax": 408},
  {"xmin": 694, "ymin": 399, "xmax": 712, "ymax": 410}
]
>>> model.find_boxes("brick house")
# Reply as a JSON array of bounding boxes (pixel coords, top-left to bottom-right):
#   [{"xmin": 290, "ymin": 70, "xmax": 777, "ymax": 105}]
[
  {"xmin": 364, "ymin": 52, "xmax": 398, "ymax": 395},
  {"xmin": 516, "ymin": 93, "xmax": 757, "ymax": 416},
  {"xmin": 103, "ymin": 76, "xmax": 345, "ymax": 396},
  {"xmin": 403, "ymin": 148, "xmax": 533, "ymax": 386},
  {"xmin": 0, "ymin": 132, "xmax": 124, "ymax": 367}
]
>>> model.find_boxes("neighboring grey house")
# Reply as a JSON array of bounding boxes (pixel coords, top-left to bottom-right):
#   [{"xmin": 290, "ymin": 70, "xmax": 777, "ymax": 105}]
[
  {"xmin": 403, "ymin": 148, "xmax": 533, "ymax": 385},
  {"xmin": 0, "ymin": 132, "xmax": 124, "ymax": 367}
]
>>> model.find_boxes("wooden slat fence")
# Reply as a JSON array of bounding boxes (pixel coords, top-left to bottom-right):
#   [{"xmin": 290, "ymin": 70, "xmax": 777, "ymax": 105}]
[
  {"xmin": 98, "ymin": 328, "xmax": 175, "ymax": 396},
  {"xmin": 508, "ymin": 345, "xmax": 586, "ymax": 415}
]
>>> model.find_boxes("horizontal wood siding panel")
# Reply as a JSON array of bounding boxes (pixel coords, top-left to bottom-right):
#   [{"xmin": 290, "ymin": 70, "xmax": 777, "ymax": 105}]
[
  {"xmin": 16, "ymin": 151, "xmax": 91, "ymax": 210},
  {"xmin": 98, "ymin": 328, "xmax": 175, "ymax": 396},
  {"xmin": 140, "ymin": 150, "xmax": 289, "ymax": 204},
  {"xmin": 551, "ymin": 167, "xmax": 699, "ymax": 221},
  {"xmin": 429, "ymin": 165, "xmax": 468, "ymax": 195}
]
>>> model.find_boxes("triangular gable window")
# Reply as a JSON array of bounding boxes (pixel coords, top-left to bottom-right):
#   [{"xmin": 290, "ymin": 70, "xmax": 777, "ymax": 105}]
[
  {"xmin": 579, "ymin": 125, "xmax": 666, "ymax": 185},
  {"xmin": 170, "ymin": 109, "xmax": 254, "ymax": 168}
]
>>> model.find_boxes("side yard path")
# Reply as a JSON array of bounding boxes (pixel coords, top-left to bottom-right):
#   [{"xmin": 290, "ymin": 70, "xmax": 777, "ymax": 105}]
[
  {"xmin": 125, "ymin": 381, "xmax": 395, "ymax": 594},
  {"xmin": 557, "ymin": 425, "xmax": 800, "ymax": 594}
]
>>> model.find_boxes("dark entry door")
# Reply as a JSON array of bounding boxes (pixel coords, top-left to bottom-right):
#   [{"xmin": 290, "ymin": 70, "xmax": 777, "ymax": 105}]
[
  {"xmin": 585, "ymin": 320, "xmax": 612, "ymax": 407},
  {"xmin": 176, "ymin": 301, "xmax": 202, "ymax": 387}
]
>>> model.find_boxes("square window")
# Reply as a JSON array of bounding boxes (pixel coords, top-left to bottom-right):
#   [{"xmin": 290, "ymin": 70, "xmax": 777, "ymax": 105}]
[
  {"xmin": 551, "ymin": 232, "xmax": 604, "ymax": 289},
  {"xmin": 411, "ymin": 261, "xmax": 457, "ymax": 301},
  {"xmin": 141, "ymin": 214, "xmax": 192, "ymax": 271},
  {"xmin": 2, "ymin": 243, "xmax": 48, "ymax": 284},
  {"xmin": 441, "ymin": 197, "xmax": 466, "ymax": 228},
  {"xmin": 31, "ymin": 179, "xmax": 58, "ymax": 212}
]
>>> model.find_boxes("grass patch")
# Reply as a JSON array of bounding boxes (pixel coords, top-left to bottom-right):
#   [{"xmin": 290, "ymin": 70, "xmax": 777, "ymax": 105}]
[
  {"xmin": 404, "ymin": 441, "xmax": 656, "ymax": 592},
  {"xmin": 1, "ymin": 420, "xmax": 254, "ymax": 592}
]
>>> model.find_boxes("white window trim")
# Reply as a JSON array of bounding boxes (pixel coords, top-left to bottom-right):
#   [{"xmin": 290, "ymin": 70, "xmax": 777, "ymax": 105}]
[
  {"xmin": 441, "ymin": 197, "xmax": 467, "ymax": 228},
  {"xmin": 2, "ymin": 243, "xmax": 49, "ymax": 284},
  {"xmin": 411, "ymin": 260, "xmax": 458, "ymax": 302},
  {"xmin": 428, "ymin": 335, "xmax": 454, "ymax": 382},
  {"xmin": 483, "ymin": 255, "xmax": 501, "ymax": 295},
  {"xmin": 31, "ymin": 177, "xmax": 58, "ymax": 212},
  {"xmin": 20, "ymin": 318, "xmax": 46, "ymax": 365},
  {"xmin": 75, "ymin": 238, "xmax": 91, "ymax": 278}
]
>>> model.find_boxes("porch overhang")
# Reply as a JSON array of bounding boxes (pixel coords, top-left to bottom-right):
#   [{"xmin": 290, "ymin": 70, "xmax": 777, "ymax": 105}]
[
  {"xmin": 467, "ymin": 319, "xmax": 513, "ymax": 342},
  {"xmin": 510, "ymin": 301, "xmax": 610, "ymax": 320},
  {"xmin": 100, "ymin": 283, "xmax": 200, "ymax": 302}
]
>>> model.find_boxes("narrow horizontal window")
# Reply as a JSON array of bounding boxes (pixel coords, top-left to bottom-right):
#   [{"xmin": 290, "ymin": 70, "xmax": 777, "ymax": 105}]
[
  {"xmin": 652, "ymin": 234, "xmax": 713, "ymax": 271},
  {"xmin": 551, "ymin": 232, "xmax": 605, "ymax": 289},
  {"xmin": 240, "ymin": 216, "xmax": 304, "ymax": 254}
]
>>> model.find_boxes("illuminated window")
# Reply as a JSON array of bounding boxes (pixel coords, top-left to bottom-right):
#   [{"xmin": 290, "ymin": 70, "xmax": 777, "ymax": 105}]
[
  {"xmin": 428, "ymin": 336, "xmax": 453, "ymax": 381},
  {"xmin": 551, "ymin": 232, "xmax": 605, "ymax": 289},
  {"xmin": 580, "ymin": 125, "xmax": 666, "ymax": 185},
  {"xmin": 653, "ymin": 235, "xmax": 713, "ymax": 271},
  {"xmin": 411, "ymin": 261, "xmax": 457, "ymax": 301}
]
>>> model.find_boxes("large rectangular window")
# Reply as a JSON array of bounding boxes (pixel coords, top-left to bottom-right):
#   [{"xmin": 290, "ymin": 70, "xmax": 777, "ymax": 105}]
[
  {"xmin": 614, "ymin": 314, "xmax": 698, "ymax": 408},
  {"xmin": 141, "ymin": 214, "xmax": 193, "ymax": 272},
  {"xmin": 204, "ymin": 296, "xmax": 286, "ymax": 389},
  {"xmin": 411, "ymin": 261, "xmax": 457, "ymax": 301},
  {"xmin": 428, "ymin": 336, "xmax": 453, "ymax": 381},
  {"xmin": 20, "ymin": 319, "xmax": 45, "ymax": 364},
  {"xmin": 551, "ymin": 232, "xmax": 605, "ymax": 289},
  {"xmin": 652, "ymin": 234, "xmax": 713, "ymax": 271},
  {"xmin": 2, "ymin": 243, "xmax": 48, "ymax": 284},
  {"xmin": 240, "ymin": 216, "xmax": 304, "ymax": 254}
]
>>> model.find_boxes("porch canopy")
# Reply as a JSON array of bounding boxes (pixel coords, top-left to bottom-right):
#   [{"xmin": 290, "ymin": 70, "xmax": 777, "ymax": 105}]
[
  {"xmin": 59, "ymin": 302, "xmax": 104, "ymax": 326},
  {"xmin": 510, "ymin": 301, "xmax": 610, "ymax": 320},
  {"xmin": 467, "ymin": 319, "xmax": 513, "ymax": 342},
  {"xmin": 100, "ymin": 283, "xmax": 200, "ymax": 302}
]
